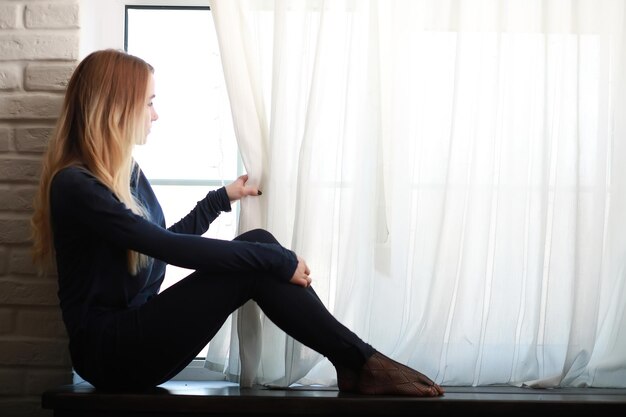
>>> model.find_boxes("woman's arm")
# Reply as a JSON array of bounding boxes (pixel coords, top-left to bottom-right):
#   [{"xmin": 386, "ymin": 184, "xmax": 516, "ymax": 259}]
[
  {"xmin": 51, "ymin": 168, "xmax": 297, "ymax": 281},
  {"xmin": 167, "ymin": 187, "xmax": 231, "ymax": 235},
  {"xmin": 167, "ymin": 174, "xmax": 260, "ymax": 235}
]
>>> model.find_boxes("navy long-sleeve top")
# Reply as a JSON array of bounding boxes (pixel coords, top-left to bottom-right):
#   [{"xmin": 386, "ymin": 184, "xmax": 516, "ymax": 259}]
[{"xmin": 50, "ymin": 165, "xmax": 298, "ymax": 343}]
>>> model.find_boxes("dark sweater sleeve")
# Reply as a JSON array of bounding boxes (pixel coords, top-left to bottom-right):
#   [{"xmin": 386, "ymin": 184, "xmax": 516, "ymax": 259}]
[
  {"xmin": 51, "ymin": 168, "xmax": 298, "ymax": 281},
  {"xmin": 167, "ymin": 187, "xmax": 231, "ymax": 235}
]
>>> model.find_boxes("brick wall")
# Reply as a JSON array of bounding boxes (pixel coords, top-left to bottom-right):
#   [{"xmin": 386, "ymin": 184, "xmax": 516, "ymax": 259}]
[{"xmin": 0, "ymin": 1, "xmax": 79, "ymax": 416}]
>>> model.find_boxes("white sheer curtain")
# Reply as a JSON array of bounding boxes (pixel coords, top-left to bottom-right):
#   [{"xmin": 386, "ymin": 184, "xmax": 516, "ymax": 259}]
[{"xmin": 207, "ymin": 0, "xmax": 626, "ymax": 388}]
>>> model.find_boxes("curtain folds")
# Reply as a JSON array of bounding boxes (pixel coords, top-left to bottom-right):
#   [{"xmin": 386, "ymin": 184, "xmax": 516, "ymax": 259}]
[{"xmin": 208, "ymin": 0, "xmax": 626, "ymax": 388}]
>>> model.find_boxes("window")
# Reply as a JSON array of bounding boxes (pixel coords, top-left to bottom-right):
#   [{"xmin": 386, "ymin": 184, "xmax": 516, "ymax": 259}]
[
  {"xmin": 125, "ymin": 6, "xmax": 241, "ymax": 294},
  {"xmin": 125, "ymin": 6, "xmax": 242, "ymax": 363}
]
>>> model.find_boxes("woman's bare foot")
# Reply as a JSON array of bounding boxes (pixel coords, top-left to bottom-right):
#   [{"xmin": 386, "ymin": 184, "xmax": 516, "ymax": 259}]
[{"xmin": 338, "ymin": 352, "xmax": 444, "ymax": 397}]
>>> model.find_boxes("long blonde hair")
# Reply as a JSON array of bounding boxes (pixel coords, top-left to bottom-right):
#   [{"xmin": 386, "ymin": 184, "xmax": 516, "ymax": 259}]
[{"xmin": 31, "ymin": 49, "xmax": 154, "ymax": 275}]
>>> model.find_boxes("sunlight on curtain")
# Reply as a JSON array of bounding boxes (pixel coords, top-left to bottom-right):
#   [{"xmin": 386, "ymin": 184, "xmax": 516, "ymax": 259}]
[{"xmin": 209, "ymin": 0, "xmax": 626, "ymax": 387}]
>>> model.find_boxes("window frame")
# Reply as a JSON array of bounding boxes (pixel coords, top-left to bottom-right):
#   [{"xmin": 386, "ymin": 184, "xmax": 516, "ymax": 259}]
[
  {"xmin": 80, "ymin": 0, "xmax": 209, "ymax": 57},
  {"xmin": 123, "ymin": 4, "xmax": 244, "ymax": 189}
]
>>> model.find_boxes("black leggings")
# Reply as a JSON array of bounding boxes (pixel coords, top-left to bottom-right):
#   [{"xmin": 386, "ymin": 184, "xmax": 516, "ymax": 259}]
[{"xmin": 90, "ymin": 229, "xmax": 374, "ymax": 390}]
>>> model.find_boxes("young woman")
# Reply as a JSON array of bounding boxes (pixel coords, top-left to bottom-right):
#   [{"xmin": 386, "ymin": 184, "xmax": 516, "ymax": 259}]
[{"xmin": 31, "ymin": 49, "xmax": 444, "ymax": 396}]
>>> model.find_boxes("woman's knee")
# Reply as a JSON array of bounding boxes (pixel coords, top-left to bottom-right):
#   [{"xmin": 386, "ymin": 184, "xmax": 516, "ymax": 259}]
[{"xmin": 234, "ymin": 228, "xmax": 278, "ymax": 244}]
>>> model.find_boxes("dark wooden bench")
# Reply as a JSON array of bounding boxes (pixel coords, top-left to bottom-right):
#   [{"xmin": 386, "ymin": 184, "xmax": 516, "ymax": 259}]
[{"xmin": 42, "ymin": 381, "xmax": 626, "ymax": 417}]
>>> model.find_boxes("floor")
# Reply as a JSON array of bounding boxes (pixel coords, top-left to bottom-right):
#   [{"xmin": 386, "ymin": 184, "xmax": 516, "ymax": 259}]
[{"xmin": 42, "ymin": 380, "xmax": 626, "ymax": 416}]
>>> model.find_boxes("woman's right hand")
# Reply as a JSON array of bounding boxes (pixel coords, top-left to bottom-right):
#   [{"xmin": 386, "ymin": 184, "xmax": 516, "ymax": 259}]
[
  {"xmin": 290, "ymin": 256, "xmax": 312, "ymax": 288},
  {"xmin": 225, "ymin": 174, "xmax": 261, "ymax": 202}
]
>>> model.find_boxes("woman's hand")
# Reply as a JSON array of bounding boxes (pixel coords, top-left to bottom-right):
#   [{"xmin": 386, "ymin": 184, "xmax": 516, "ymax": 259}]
[
  {"xmin": 290, "ymin": 256, "xmax": 312, "ymax": 288},
  {"xmin": 225, "ymin": 174, "xmax": 261, "ymax": 202}
]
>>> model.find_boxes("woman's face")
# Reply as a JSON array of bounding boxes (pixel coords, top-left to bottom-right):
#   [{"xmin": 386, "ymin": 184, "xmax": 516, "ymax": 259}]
[{"xmin": 140, "ymin": 73, "xmax": 158, "ymax": 144}]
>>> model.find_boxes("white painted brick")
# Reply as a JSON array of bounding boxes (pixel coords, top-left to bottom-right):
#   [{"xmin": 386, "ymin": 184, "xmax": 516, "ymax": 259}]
[
  {"xmin": 0, "ymin": 308, "xmax": 15, "ymax": 334},
  {"xmin": 0, "ymin": 127, "xmax": 10, "ymax": 152},
  {"xmin": 0, "ymin": 218, "xmax": 32, "ymax": 244},
  {"xmin": 0, "ymin": 279, "xmax": 59, "ymax": 306},
  {"xmin": 0, "ymin": 33, "xmax": 78, "ymax": 60},
  {"xmin": 0, "ymin": 339, "xmax": 70, "ymax": 366},
  {"xmin": 25, "ymin": 63, "xmax": 75, "ymax": 91},
  {"xmin": 0, "ymin": 246, "xmax": 7, "ymax": 274},
  {"xmin": 21, "ymin": 255, "xmax": 56, "ymax": 280},
  {"xmin": 0, "ymin": 4, "xmax": 19, "ymax": 29},
  {"xmin": 0, "ymin": 369, "xmax": 25, "ymax": 395},
  {"xmin": 0, "ymin": 94, "xmax": 63, "ymax": 120},
  {"xmin": 17, "ymin": 309, "xmax": 66, "ymax": 339},
  {"xmin": 0, "ymin": 186, "xmax": 36, "ymax": 211},
  {"xmin": 0, "ymin": 397, "xmax": 47, "ymax": 417},
  {"xmin": 25, "ymin": 369, "xmax": 72, "ymax": 396},
  {"xmin": 0, "ymin": 158, "xmax": 42, "ymax": 182},
  {"xmin": 0, "ymin": 1, "xmax": 78, "ymax": 410},
  {"xmin": 9, "ymin": 247, "xmax": 40, "ymax": 275},
  {"xmin": 15, "ymin": 127, "xmax": 53, "ymax": 152},
  {"xmin": 25, "ymin": 2, "xmax": 80, "ymax": 29},
  {"xmin": 0, "ymin": 64, "xmax": 21, "ymax": 91}
]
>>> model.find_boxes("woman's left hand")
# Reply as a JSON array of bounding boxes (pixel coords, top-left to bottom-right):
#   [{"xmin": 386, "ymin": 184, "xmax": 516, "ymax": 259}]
[
  {"xmin": 225, "ymin": 174, "xmax": 262, "ymax": 202},
  {"xmin": 290, "ymin": 255, "xmax": 312, "ymax": 288}
]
